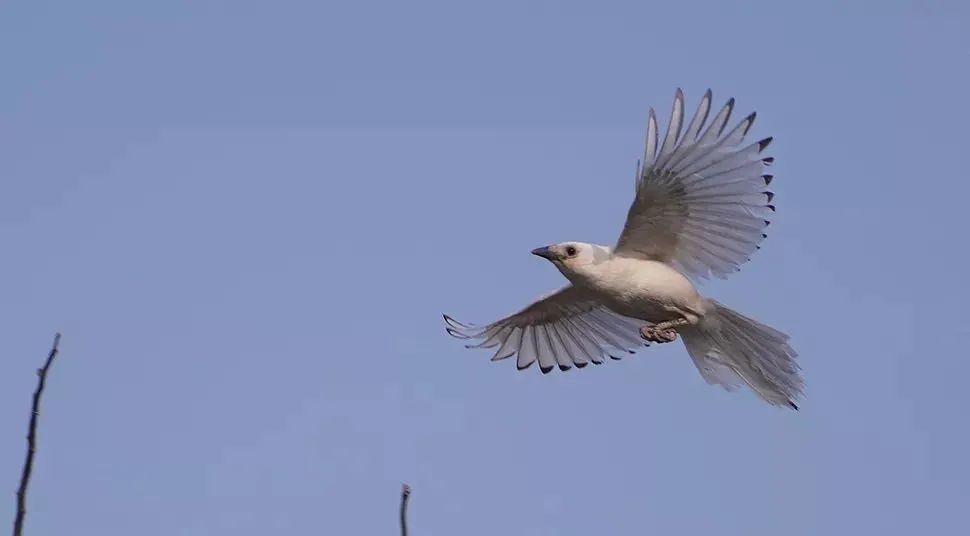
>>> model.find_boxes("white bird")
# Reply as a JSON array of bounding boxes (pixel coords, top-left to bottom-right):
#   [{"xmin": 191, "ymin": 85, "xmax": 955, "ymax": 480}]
[{"xmin": 445, "ymin": 89, "xmax": 801, "ymax": 410}]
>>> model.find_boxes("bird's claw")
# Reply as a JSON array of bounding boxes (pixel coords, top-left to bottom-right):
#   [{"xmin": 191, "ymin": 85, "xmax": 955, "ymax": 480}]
[{"xmin": 639, "ymin": 325, "xmax": 678, "ymax": 343}]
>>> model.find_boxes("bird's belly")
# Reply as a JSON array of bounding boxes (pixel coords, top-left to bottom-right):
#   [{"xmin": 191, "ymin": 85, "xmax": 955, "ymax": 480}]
[
  {"xmin": 593, "ymin": 260, "xmax": 705, "ymax": 324},
  {"xmin": 601, "ymin": 293, "xmax": 680, "ymax": 323}
]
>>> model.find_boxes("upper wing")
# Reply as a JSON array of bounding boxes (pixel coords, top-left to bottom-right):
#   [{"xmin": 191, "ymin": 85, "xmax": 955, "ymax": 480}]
[
  {"xmin": 444, "ymin": 285, "xmax": 645, "ymax": 373},
  {"xmin": 614, "ymin": 88, "xmax": 776, "ymax": 280}
]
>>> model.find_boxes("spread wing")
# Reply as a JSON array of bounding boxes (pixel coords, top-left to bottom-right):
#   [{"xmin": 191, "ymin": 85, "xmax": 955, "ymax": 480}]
[
  {"xmin": 444, "ymin": 285, "xmax": 646, "ymax": 373},
  {"xmin": 614, "ymin": 88, "xmax": 776, "ymax": 280}
]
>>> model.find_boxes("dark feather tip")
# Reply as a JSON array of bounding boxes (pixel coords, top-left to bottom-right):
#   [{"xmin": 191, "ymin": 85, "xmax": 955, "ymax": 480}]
[
  {"xmin": 762, "ymin": 233, "xmax": 768, "ymax": 239},
  {"xmin": 540, "ymin": 365, "xmax": 554, "ymax": 374},
  {"xmin": 762, "ymin": 157, "xmax": 775, "ymax": 165},
  {"xmin": 789, "ymin": 401, "xmax": 799, "ymax": 411},
  {"xmin": 742, "ymin": 112, "xmax": 757, "ymax": 134},
  {"xmin": 767, "ymin": 204, "xmax": 776, "ymax": 212},
  {"xmin": 763, "ymin": 174, "xmax": 774, "ymax": 185},
  {"xmin": 764, "ymin": 219, "xmax": 771, "ymax": 226},
  {"xmin": 758, "ymin": 137, "xmax": 773, "ymax": 151},
  {"xmin": 764, "ymin": 191, "xmax": 775, "ymax": 202},
  {"xmin": 443, "ymin": 314, "xmax": 471, "ymax": 329},
  {"xmin": 446, "ymin": 328, "xmax": 467, "ymax": 339}
]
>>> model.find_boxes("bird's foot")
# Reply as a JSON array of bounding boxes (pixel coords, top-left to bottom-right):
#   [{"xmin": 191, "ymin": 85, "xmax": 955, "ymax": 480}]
[{"xmin": 639, "ymin": 325, "xmax": 678, "ymax": 344}]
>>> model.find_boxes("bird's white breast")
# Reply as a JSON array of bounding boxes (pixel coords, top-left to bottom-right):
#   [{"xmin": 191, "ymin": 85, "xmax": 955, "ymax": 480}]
[{"xmin": 583, "ymin": 256, "xmax": 707, "ymax": 323}]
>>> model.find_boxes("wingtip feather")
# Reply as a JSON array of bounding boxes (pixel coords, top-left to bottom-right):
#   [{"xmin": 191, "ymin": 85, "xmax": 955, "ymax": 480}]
[
  {"xmin": 443, "ymin": 314, "xmax": 472, "ymax": 329},
  {"xmin": 446, "ymin": 328, "xmax": 470, "ymax": 340},
  {"xmin": 742, "ymin": 111, "xmax": 757, "ymax": 135}
]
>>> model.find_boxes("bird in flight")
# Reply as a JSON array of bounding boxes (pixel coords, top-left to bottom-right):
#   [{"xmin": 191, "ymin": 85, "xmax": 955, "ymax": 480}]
[{"xmin": 445, "ymin": 89, "xmax": 801, "ymax": 410}]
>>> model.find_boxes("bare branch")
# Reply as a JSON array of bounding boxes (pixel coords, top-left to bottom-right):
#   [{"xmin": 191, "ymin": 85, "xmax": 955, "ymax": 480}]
[
  {"xmin": 12, "ymin": 333, "xmax": 62, "ymax": 536},
  {"xmin": 400, "ymin": 483, "xmax": 411, "ymax": 536}
]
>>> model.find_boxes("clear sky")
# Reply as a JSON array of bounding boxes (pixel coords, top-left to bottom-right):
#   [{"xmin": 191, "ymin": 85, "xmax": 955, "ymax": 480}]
[{"xmin": 1, "ymin": 1, "xmax": 967, "ymax": 534}]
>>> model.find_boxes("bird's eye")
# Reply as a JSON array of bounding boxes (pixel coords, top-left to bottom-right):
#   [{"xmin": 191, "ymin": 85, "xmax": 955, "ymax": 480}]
[{"xmin": 566, "ymin": 246, "xmax": 577, "ymax": 257}]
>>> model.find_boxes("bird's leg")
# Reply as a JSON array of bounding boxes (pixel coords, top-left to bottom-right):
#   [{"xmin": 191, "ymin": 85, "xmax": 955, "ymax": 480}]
[
  {"xmin": 639, "ymin": 317, "xmax": 691, "ymax": 344},
  {"xmin": 639, "ymin": 325, "xmax": 675, "ymax": 343}
]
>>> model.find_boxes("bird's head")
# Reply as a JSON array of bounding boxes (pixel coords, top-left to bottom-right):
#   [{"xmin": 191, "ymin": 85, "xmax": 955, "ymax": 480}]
[{"xmin": 531, "ymin": 242, "xmax": 611, "ymax": 282}]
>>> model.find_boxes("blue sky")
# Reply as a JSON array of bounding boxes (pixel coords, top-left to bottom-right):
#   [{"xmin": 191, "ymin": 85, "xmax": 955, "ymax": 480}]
[{"xmin": 1, "ymin": 1, "xmax": 968, "ymax": 534}]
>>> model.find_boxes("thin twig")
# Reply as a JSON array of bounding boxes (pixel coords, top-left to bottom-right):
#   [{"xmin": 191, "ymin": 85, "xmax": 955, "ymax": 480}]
[
  {"xmin": 400, "ymin": 483, "xmax": 411, "ymax": 536},
  {"xmin": 12, "ymin": 333, "xmax": 61, "ymax": 536}
]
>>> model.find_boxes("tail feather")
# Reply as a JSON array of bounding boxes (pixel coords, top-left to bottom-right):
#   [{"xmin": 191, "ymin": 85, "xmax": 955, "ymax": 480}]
[{"xmin": 682, "ymin": 300, "xmax": 802, "ymax": 409}]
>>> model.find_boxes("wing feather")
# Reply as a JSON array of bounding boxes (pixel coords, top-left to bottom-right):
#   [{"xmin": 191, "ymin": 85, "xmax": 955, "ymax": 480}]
[
  {"xmin": 643, "ymin": 109, "xmax": 659, "ymax": 167},
  {"xmin": 445, "ymin": 285, "xmax": 645, "ymax": 374},
  {"xmin": 615, "ymin": 89, "xmax": 776, "ymax": 280},
  {"xmin": 656, "ymin": 88, "xmax": 684, "ymax": 164}
]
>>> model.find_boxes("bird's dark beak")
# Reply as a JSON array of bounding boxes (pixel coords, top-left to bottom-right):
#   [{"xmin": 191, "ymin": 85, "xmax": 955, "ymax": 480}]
[{"xmin": 531, "ymin": 246, "xmax": 557, "ymax": 261}]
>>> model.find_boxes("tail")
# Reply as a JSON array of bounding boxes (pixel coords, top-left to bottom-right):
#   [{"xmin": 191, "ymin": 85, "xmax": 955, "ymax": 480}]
[{"xmin": 681, "ymin": 300, "xmax": 802, "ymax": 410}]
